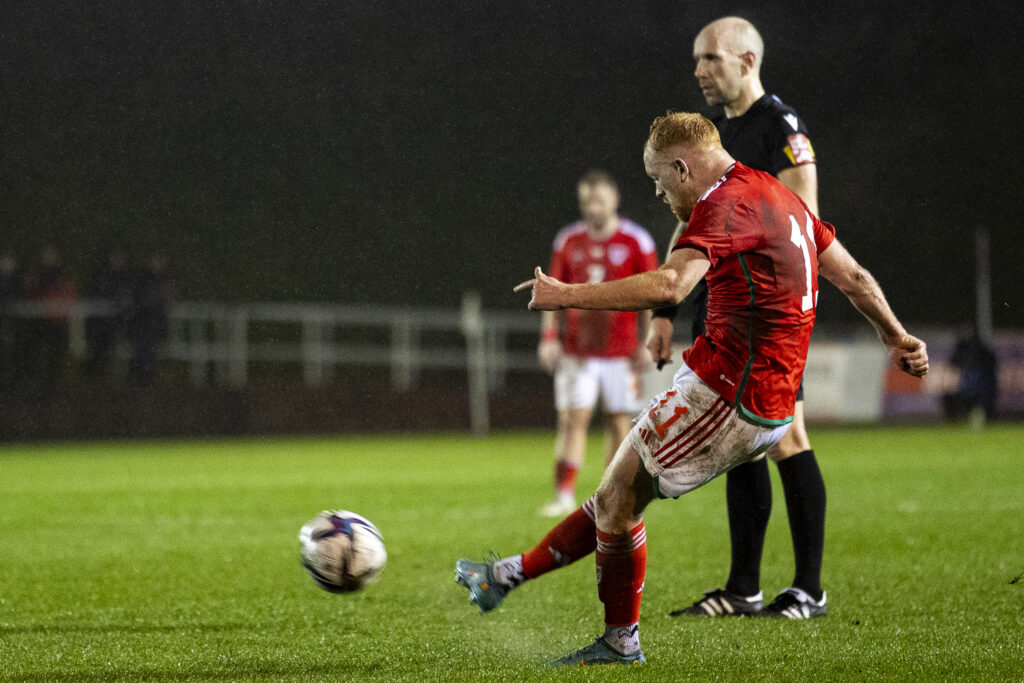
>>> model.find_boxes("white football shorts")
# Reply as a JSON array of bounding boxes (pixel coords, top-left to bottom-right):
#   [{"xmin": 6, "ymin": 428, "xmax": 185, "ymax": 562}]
[
  {"xmin": 627, "ymin": 363, "xmax": 790, "ymax": 499},
  {"xmin": 554, "ymin": 355, "xmax": 641, "ymax": 414}
]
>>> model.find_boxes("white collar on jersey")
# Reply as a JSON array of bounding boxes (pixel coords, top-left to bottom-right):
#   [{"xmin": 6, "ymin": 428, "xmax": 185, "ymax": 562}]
[{"xmin": 697, "ymin": 163, "xmax": 737, "ymax": 203}]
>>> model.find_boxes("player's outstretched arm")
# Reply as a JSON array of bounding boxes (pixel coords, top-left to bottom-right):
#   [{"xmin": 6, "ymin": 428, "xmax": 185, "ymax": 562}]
[
  {"xmin": 818, "ymin": 239, "xmax": 929, "ymax": 377},
  {"xmin": 514, "ymin": 248, "xmax": 710, "ymax": 312}
]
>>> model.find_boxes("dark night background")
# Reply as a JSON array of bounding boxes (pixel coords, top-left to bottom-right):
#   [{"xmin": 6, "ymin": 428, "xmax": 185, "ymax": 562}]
[{"xmin": 3, "ymin": 1, "xmax": 1022, "ymax": 328}]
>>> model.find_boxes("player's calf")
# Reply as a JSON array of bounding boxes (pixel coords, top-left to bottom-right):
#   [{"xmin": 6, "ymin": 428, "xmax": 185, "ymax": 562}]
[{"xmin": 456, "ymin": 497, "xmax": 601, "ymax": 614}]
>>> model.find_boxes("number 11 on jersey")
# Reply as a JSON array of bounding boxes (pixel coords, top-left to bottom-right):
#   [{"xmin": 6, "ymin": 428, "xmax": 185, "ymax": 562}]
[{"xmin": 789, "ymin": 212, "xmax": 817, "ymax": 312}]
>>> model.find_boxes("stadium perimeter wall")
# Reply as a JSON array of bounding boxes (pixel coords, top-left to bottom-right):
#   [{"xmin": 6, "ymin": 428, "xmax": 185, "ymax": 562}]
[
  {"xmin": 0, "ymin": 374, "xmax": 555, "ymax": 442},
  {"xmin": 1, "ymin": 333, "xmax": 1021, "ymax": 442}
]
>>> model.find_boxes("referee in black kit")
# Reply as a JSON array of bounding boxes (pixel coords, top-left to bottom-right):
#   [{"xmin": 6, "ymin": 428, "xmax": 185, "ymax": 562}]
[{"xmin": 647, "ymin": 16, "xmax": 828, "ymax": 620}]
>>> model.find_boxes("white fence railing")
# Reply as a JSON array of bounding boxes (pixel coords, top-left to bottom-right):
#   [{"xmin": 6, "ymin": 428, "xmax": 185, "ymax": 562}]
[
  {"xmin": 160, "ymin": 297, "xmax": 540, "ymax": 392},
  {"xmin": 18, "ymin": 299, "xmax": 988, "ymax": 429},
  {"xmin": 39, "ymin": 298, "xmax": 542, "ymax": 386},
  {"xmin": 10, "ymin": 295, "xmax": 542, "ymax": 434}
]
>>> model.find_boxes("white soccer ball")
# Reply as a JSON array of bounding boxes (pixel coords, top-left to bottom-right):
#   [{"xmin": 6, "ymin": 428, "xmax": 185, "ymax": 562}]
[{"xmin": 298, "ymin": 510, "xmax": 387, "ymax": 593}]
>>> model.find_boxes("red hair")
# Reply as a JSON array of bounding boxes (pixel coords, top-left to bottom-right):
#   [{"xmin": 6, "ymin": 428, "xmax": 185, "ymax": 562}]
[{"xmin": 646, "ymin": 112, "xmax": 722, "ymax": 153}]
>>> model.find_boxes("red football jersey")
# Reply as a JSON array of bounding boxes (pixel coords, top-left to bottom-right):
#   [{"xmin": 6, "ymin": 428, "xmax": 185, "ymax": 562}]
[
  {"xmin": 677, "ymin": 163, "xmax": 836, "ymax": 424},
  {"xmin": 549, "ymin": 219, "xmax": 659, "ymax": 358}
]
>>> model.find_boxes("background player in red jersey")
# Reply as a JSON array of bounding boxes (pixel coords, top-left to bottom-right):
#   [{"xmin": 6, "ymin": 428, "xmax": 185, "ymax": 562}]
[
  {"xmin": 456, "ymin": 112, "xmax": 927, "ymax": 666},
  {"xmin": 649, "ymin": 16, "xmax": 834, "ymax": 619},
  {"xmin": 536, "ymin": 170, "xmax": 659, "ymax": 517}
]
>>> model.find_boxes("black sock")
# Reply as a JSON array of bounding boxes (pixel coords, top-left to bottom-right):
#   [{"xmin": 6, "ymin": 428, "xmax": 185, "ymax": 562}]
[
  {"xmin": 724, "ymin": 457, "xmax": 772, "ymax": 597},
  {"xmin": 777, "ymin": 450, "xmax": 826, "ymax": 600}
]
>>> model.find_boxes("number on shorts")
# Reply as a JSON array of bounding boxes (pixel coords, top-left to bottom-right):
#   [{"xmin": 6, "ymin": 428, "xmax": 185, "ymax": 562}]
[
  {"xmin": 654, "ymin": 406, "xmax": 688, "ymax": 439},
  {"xmin": 648, "ymin": 391, "xmax": 688, "ymax": 439}
]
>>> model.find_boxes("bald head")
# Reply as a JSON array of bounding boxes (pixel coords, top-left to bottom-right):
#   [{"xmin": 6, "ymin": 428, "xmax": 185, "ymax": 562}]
[
  {"xmin": 693, "ymin": 16, "xmax": 766, "ymax": 116},
  {"xmin": 697, "ymin": 17, "xmax": 764, "ymax": 71}
]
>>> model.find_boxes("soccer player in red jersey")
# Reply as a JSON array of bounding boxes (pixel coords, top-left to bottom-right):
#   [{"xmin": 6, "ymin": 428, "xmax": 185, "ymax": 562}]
[
  {"xmin": 456, "ymin": 112, "xmax": 928, "ymax": 666},
  {"xmin": 535, "ymin": 170, "xmax": 659, "ymax": 517},
  {"xmin": 651, "ymin": 16, "xmax": 833, "ymax": 619}
]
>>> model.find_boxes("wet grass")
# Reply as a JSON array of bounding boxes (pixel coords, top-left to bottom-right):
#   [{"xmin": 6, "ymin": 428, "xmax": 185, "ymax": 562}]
[{"xmin": 1, "ymin": 425, "xmax": 1022, "ymax": 681}]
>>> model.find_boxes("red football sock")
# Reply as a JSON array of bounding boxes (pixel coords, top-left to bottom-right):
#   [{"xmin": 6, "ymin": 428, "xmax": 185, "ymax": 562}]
[
  {"xmin": 521, "ymin": 497, "xmax": 597, "ymax": 579},
  {"xmin": 555, "ymin": 459, "xmax": 580, "ymax": 495},
  {"xmin": 596, "ymin": 522, "xmax": 647, "ymax": 626}
]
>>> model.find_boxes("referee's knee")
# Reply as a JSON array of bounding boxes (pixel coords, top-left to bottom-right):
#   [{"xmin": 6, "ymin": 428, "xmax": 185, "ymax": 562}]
[{"xmin": 769, "ymin": 424, "xmax": 811, "ymax": 461}]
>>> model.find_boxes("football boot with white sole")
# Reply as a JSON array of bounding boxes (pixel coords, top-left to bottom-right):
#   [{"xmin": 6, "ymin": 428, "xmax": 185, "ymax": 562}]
[
  {"xmin": 668, "ymin": 588, "xmax": 764, "ymax": 617},
  {"xmin": 761, "ymin": 587, "xmax": 827, "ymax": 619},
  {"xmin": 546, "ymin": 637, "xmax": 646, "ymax": 667},
  {"xmin": 537, "ymin": 496, "xmax": 576, "ymax": 518}
]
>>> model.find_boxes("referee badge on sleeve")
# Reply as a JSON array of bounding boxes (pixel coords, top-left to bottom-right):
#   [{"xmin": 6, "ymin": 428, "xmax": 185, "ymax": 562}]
[{"xmin": 784, "ymin": 134, "xmax": 816, "ymax": 165}]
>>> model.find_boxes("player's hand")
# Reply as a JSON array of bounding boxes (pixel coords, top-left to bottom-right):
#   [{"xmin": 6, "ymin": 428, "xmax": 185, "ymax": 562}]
[
  {"xmin": 513, "ymin": 267, "xmax": 568, "ymax": 311},
  {"xmin": 886, "ymin": 333, "xmax": 929, "ymax": 377},
  {"xmin": 646, "ymin": 317, "xmax": 675, "ymax": 370},
  {"xmin": 538, "ymin": 339, "xmax": 561, "ymax": 374}
]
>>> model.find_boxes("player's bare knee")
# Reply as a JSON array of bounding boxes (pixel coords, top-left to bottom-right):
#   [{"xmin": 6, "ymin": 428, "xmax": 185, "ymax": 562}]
[
  {"xmin": 592, "ymin": 484, "xmax": 617, "ymax": 528},
  {"xmin": 593, "ymin": 481, "xmax": 635, "ymax": 533}
]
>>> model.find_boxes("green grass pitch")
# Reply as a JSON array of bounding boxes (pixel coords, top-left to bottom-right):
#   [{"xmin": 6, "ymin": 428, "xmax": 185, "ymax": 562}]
[{"xmin": 2, "ymin": 425, "xmax": 1022, "ymax": 681}]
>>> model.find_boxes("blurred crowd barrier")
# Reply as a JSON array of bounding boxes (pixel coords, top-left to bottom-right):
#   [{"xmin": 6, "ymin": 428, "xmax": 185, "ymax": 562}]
[
  {"xmin": 0, "ymin": 298, "xmax": 1020, "ymax": 440},
  {"xmin": 1, "ymin": 296, "xmax": 538, "ymax": 388}
]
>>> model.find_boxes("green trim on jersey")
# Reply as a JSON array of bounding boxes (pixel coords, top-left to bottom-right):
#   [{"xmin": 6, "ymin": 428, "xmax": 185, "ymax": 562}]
[
  {"xmin": 732, "ymin": 254, "xmax": 795, "ymax": 429},
  {"xmin": 737, "ymin": 403, "xmax": 794, "ymax": 428},
  {"xmin": 733, "ymin": 254, "xmax": 758, "ymax": 409}
]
